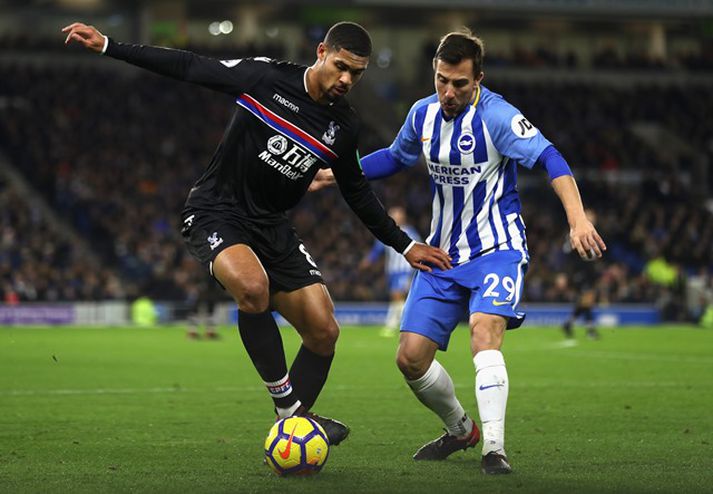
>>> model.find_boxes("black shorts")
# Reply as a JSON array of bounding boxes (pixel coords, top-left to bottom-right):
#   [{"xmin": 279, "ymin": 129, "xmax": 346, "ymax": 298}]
[{"xmin": 180, "ymin": 209, "xmax": 324, "ymax": 293}]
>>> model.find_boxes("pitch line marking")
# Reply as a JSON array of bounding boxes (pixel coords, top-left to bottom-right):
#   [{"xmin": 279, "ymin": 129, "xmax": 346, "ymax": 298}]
[
  {"xmin": 1, "ymin": 386, "xmax": 265, "ymax": 397},
  {"xmin": 3, "ymin": 380, "xmax": 710, "ymax": 397}
]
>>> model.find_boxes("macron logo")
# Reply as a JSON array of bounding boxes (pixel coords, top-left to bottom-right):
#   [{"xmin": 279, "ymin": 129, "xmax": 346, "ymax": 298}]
[{"xmin": 273, "ymin": 93, "xmax": 300, "ymax": 113}]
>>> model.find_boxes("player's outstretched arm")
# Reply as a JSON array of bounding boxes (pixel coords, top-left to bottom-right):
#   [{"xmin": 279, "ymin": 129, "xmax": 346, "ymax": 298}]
[
  {"xmin": 62, "ymin": 22, "xmax": 258, "ymax": 95},
  {"xmin": 551, "ymin": 175, "xmax": 606, "ymax": 260},
  {"xmin": 62, "ymin": 23, "xmax": 106, "ymax": 52}
]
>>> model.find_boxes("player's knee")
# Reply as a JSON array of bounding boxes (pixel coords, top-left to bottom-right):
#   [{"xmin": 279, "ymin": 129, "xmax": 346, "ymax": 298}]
[
  {"xmin": 395, "ymin": 350, "xmax": 429, "ymax": 380},
  {"xmin": 235, "ymin": 280, "xmax": 269, "ymax": 313},
  {"xmin": 470, "ymin": 320, "xmax": 504, "ymax": 352},
  {"xmin": 471, "ymin": 327, "xmax": 502, "ymax": 352}
]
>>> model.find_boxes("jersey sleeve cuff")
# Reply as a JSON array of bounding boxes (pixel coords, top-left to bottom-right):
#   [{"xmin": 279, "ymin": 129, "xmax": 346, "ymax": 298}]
[
  {"xmin": 537, "ymin": 145, "xmax": 573, "ymax": 181},
  {"xmin": 401, "ymin": 240, "xmax": 416, "ymax": 256}
]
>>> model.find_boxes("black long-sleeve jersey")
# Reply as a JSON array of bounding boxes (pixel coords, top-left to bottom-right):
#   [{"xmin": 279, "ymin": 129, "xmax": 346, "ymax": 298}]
[{"xmin": 104, "ymin": 39, "xmax": 412, "ymax": 253}]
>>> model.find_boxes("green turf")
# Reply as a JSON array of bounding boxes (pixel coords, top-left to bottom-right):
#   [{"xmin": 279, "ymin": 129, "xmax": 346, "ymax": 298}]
[{"xmin": 1, "ymin": 324, "xmax": 711, "ymax": 493}]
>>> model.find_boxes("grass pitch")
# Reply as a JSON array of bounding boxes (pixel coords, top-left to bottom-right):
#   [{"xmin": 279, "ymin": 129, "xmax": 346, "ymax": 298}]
[{"xmin": 1, "ymin": 324, "xmax": 711, "ymax": 493}]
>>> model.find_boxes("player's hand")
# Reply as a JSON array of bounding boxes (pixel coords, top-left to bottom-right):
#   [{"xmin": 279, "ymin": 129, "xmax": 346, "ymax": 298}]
[
  {"xmin": 307, "ymin": 169, "xmax": 336, "ymax": 192},
  {"xmin": 404, "ymin": 243, "xmax": 452, "ymax": 272},
  {"xmin": 62, "ymin": 22, "xmax": 106, "ymax": 52},
  {"xmin": 569, "ymin": 218, "xmax": 606, "ymax": 261}
]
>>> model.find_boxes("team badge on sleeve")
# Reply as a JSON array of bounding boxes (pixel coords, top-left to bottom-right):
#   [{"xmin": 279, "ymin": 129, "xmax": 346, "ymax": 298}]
[
  {"xmin": 510, "ymin": 114, "xmax": 538, "ymax": 138},
  {"xmin": 220, "ymin": 59, "xmax": 242, "ymax": 68}
]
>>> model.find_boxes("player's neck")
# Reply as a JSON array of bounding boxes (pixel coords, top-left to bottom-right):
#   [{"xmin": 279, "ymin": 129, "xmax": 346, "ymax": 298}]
[{"xmin": 305, "ymin": 66, "xmax": 329, "ymax": 105}]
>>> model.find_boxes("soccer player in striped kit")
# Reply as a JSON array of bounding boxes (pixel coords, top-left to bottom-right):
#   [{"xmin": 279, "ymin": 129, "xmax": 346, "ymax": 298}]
[
  {"xmin": 360, "ymin": 206, "xmax": 421, "ymax": 337},
  {"xmin": 317, "ymin": 29, "xmax": 606, "ymax": 473}
]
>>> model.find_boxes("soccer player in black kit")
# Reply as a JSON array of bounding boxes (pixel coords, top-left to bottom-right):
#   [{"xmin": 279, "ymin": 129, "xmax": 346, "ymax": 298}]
[{"xmin": 63, "ymin": 21, "xmax": 451, "ymax": 446}]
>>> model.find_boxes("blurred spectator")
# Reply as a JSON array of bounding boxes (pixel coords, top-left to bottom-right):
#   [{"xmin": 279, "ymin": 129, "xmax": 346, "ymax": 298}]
[{"xmin": 0, "ymin": 176, "xmax": 123, "ymax": 301}]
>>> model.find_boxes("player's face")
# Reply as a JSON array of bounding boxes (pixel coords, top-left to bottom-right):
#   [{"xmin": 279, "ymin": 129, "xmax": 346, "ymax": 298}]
[
  {"xmin": 315, "ymin": 43, "xmax": 369, "ymax": 102},
  {"xmin": 434, "ymin": 58, "xmax": 483, "ymax": 118}
]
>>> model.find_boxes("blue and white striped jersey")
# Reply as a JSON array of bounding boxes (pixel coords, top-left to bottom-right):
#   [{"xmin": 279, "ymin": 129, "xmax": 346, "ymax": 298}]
[
  {"xmin": 389, "ymin": 85, "xmax": 552, "ymax": 265},
  {"xmin": 368, "ymin": 225, "xmax": 421, "ymax": 275}
]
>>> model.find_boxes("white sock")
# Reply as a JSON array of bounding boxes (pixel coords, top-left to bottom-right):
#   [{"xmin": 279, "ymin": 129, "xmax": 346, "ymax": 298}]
[
  {"xmin": 407, "ymin": 360, "xmax": 474, "ymax": 437},
  {"xmin": 275, "ymin": 400, "xmax": 302, "ymax": 419},
  {"xmin": 385, "ymin": 300, "xmax": 405, "ymax": 331},
  {"xmin": 474, "ymin": 350, "xmax": 508, "ymax": 455}
]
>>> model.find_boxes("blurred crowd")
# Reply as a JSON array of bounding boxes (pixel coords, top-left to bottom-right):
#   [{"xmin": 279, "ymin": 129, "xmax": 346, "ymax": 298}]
[
  {"xmin": 0, "ymin": 175, "xmax": 123, "ymax": 302},
  {"xmin": 0, "ymin": 58, "xmax": 711, "ymax": 321},
  {"xmin": 5, "ymin": 33, "xmax": 713, "ymax": 72}
]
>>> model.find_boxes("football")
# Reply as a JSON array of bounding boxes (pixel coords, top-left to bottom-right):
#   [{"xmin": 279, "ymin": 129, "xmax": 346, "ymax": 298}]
[{"xmin": 264, "ymin": 416, "xmax": 330, "ymax": 476}]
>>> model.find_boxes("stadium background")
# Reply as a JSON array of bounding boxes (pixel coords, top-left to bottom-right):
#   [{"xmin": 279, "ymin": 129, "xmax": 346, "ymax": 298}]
[
  {"xmin": 1, "ymin": 0, "xmax": 712, "ymax": 327},
  {"xmin": 2, "ymin": 0, "xmax": 712, "ymax": 328},
  {"xmin": 1, "ymin": 2, "xmax": 713, "ymax": 493}
]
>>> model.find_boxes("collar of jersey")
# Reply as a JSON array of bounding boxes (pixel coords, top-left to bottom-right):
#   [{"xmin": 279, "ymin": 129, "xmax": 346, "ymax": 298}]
[
  {"xmin": 303, "ymin": 67, "xmax": 336, "ymax": 107},
  {"xmin": 472, "ymin": 84, "xmax": 481, "ymax": 108}
]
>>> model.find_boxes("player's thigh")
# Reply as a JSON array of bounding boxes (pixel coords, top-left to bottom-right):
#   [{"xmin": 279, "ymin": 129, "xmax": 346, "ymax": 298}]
[
  {"xmin": 213, "ymin": 244, "xmax": 269, "ymax": 309},
  {"xmin": 468, "ymin": 312, "xmax": 507, "ymax": 354},
  {"xmin": 180, "ymin": 210, "xmax": 269, "ymax": 310},
  {"xmin": 271, "ymin": 283, "xmax": 339, "ymax": 346}
]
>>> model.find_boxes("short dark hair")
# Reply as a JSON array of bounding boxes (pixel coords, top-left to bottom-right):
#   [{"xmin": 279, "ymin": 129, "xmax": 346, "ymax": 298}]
[
  {"xmin": 433, "ymin": 28, "xmax": 485, "ymax": 76},
  {"xmin": 324, "ymin": 22, "xmax": 372, "ymax": 57}
]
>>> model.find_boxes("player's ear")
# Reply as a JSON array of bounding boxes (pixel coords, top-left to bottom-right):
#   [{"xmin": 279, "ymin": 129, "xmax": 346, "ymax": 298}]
[
  {"xmin": 476, "ymin": 71, "xmax": 485, "ymax": 84},
  {"xmin": 316, "ymin": 42, "xmax": 327, "ymax": 62}
]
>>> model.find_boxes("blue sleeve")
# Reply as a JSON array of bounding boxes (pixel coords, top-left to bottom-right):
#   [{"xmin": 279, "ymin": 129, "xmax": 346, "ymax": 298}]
[
  {"xmin": 367, "ymin": 239, "xmax": 385, "ymax": 262},
  {"xmin": 536, "ymin": 145, "xmax": 573, "ymax": 181},
  {"xmin": 481, "ymin": 96, "xmax": 553, "ymax": 169},
  {"xmin": 387, "ymin": 101, "xmax": 424, "ymax": 167},
  {"xmin": 362, "ymin": 99, "xmax": 428, "ymax": 179},
  {"xmin": 361, "ymin": 148, "xmax": 408, "ymax": 179}
]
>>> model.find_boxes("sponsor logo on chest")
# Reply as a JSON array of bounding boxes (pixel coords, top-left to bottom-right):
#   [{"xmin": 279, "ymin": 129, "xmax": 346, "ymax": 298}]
[
  {"xmin": 259, "ymin": 135, "xmax": 318, "ymax": 180},
  {"xmin": 427, "ymin": 162, "xmax": 482, "ymax": 186}
]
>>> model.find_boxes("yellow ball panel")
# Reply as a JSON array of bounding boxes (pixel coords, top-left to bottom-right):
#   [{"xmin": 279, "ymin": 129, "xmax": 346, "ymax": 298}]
[
  {"xmin": 303, "ymin": 433, "xmax": 328, "ymax": 467},
  {"xmin": 264, "ymin": 421, "xmax": 280, "ymax": 450},
  {"xmin": 281, "ymin": 417, "xmax": 318, "ymax": 439}
]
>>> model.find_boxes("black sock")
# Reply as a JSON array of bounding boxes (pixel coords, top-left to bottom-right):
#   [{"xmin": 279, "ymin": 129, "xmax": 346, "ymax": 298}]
[
  {"xmin": 563, "ymin": 320, "xmax": 574, "ymax": 338},
  {"xmin": 289, "ymin": 345, "xmax": 334, "ymax": 410},
  {"xmin": 237, "ymin": 310, "xmax": 299, "ymax": 411}
]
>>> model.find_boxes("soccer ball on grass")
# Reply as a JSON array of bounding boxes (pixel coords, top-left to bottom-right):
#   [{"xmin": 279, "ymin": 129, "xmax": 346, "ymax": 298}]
[{"xmin": 264, "ymin": 416, "xmax": 329, "ymax": 476}]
